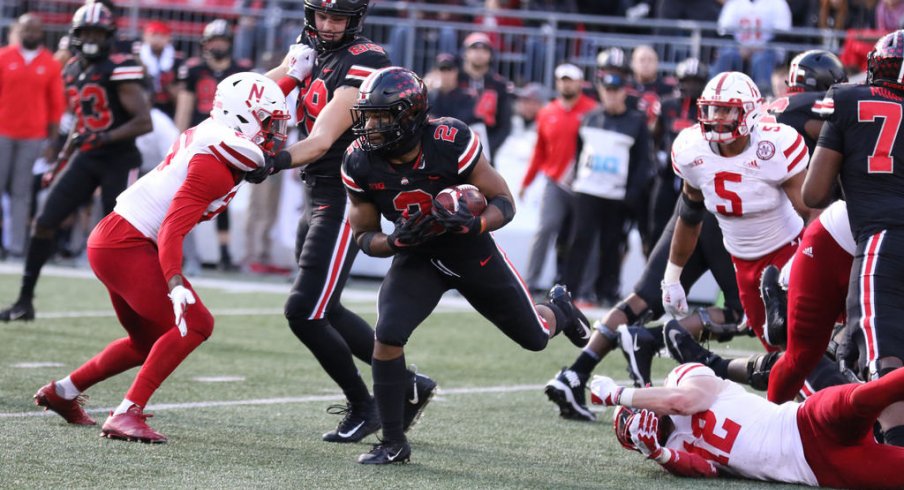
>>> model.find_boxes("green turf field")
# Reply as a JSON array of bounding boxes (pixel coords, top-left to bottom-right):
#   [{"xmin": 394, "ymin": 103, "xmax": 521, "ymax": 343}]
[{"xmin": 0, "ymin": 268, "xmax": 805, "ymax": 489}]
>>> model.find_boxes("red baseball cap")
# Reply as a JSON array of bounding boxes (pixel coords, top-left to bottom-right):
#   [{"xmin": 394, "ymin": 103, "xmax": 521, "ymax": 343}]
[{"xmin": 144, "ymin": 21, "xmax": 171, "ymax": 36}]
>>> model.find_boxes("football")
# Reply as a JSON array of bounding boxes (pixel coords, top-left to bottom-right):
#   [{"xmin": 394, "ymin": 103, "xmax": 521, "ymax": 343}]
[{"xmin": 434, "ymin": 184, "xmax": 487, "ymax": 216}]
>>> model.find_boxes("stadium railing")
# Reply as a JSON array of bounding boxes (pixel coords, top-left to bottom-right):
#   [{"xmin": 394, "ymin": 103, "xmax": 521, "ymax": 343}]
[{"xmin": 7, "ymin": 0, "xmax": 848, "ymax": 85}]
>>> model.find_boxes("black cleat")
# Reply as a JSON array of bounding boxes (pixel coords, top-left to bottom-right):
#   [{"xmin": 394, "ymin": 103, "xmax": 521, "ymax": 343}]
[
  {"xmin": 663, "ymin": 320, "xmax": 719, "ymax": 366},
  {"xmin": 322, "ymin": 400, "xmax": 381, "ymax": 443},
  {"xmin": 357, "ymin": 439, "xmax": 411, "ymax": 465},
  {"xmin": 403, "ymin": 372, "xmax": 437, "ymax": 432},
  {"xmin": 547, "ymin": 285, "xmax": 591, "ymax": 347},
  {"xmin": 760, "ymin": 265, "xmax": 787, "ymax": 348},
  {"xmin": 617, "ymin": 325, "xmax": 657, "ymax": 387},
  {"xmin": 544, "ymin": 368, "xmax": 596, "ymax": 421},
  {"xmin": 0, "ymin": 299, "xmax": 34, "ymax": 322}
]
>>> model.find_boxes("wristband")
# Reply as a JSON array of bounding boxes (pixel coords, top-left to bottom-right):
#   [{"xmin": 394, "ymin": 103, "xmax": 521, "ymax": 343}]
[
  {"xmin": 664, "ymin": 261, "xmax": 683, "ymax": 284},
  {"xmin": 619, "ymin": 387, "xmax": 635, "ymax": 407},
  {"xmin": 653, "ymin": 447, "xmax": 673, "ymax": 464}
]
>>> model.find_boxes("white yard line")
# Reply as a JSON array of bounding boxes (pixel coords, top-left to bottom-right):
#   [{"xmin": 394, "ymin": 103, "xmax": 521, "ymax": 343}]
[{"xmin": 0, "ymin": 381, "xmax": 639, "ymax": 419}]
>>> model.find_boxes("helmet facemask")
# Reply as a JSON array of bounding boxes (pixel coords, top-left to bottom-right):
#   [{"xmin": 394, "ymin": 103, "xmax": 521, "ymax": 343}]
[
  {"xmin": 613, "ymin": 406, "xmax": 640, "ymax": 452},
  {"xmin": 303, "ymin": 0, "xmax": 367, "ymax": 53},
  {"xmin": 250, "ymin": 108, "xmax": 290, "ymax": 155},
  {"xmin": 351, "ymin": 101, "xmax": 423, "ymax": 156}
]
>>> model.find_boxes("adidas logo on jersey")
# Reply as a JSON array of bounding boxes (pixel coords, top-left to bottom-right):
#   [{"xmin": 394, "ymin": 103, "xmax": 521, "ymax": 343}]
[{"xmin": 802, "ymin": 246, "xmax": 814, "ymax": 258}]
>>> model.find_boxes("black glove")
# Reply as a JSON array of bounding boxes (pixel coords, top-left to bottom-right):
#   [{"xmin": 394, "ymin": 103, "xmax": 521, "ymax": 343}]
[
  {"xmin": 72, "ymin": 131, "xmax": 110, "ymax": 151},
  {"xmin": 432, "ymin": 198, "xmax": 483, "ymax": 235},
  {"xmin": 387, "ymin": 210, "xmax": 438, "ymax": 251},
  {"xmin": 244, "ymin": 150, "xmax": 292, "ymax": 184}
]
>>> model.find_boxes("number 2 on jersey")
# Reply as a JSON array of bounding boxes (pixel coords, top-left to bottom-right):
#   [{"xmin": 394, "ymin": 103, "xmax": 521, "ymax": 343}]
[
  {"xmin": 858, "ymin": 100, "xmax": 901, "ymax": 173},
  {"xmin": 714, "ymin": 171, "xmax": 743, "ymax": 217}
]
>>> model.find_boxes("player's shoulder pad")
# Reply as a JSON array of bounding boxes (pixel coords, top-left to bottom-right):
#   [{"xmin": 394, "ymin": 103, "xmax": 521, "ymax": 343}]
[
  {"xmin": 670, "ymin": 126, "xmax": 703, "ymax": 168},
  {"xmin": 343, "ymin": 42, "xmax": 390, "ymax": 84},
  {"xmin": 197, "ymin": 121, "xmax": 265, "ymax": 172},
  {"xmin": 665, "ymin": 363, "xmax": 717, "ymax": 388},
  {"xmin": 763, "ymin": 122, "xmax": 808, "ymax": 170},
  {"xmin": 815, "ymin": 82, "xmax": 863, "ymax": 118},
  {"xmin": 433, "ymin": 117, "xmax": 482, "ymax": 175},
  {"xmin": 341, "ymin": 138, "xmax": 369, "ymax": 194},
  {"xmin": 108, "ymin": 54, "xmax": 144, "ymax": 82}
]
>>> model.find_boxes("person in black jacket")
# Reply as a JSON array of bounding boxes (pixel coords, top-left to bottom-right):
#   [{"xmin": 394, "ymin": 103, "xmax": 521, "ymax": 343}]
[{"xmin": 458, "ymin": 32, "xmax": 512, "ymax": 164}]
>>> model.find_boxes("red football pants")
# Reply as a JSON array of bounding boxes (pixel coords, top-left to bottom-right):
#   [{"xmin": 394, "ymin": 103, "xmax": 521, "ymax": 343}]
[
  {"xmin": 768, "ymin": 219, "xmax": 852, "ymax": 403},
  {"xmin": 797, "ymin": 367, "xmax": 904, "ymax": 489},
  {"xmin": 731, "ymin": 239, "xmax": 799, "ymax": 351},
  {"xmin": 69, "ymin": 213, "xmax": 213, "ymax": 407}
]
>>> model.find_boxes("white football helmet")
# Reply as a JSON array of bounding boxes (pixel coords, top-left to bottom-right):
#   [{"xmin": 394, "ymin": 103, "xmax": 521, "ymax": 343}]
[
  {"xmin": 211, "ymin": 72, "xmax": 290, "ymax": 156},
  {"xmin": 697, "ymin": 71, "xmax": 764, "ymax": 143}
]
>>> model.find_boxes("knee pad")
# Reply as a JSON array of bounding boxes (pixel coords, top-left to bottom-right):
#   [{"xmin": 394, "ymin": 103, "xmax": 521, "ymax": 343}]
[
  {"xmin": 374, "ymin": 325, "xmax": 409, "ymax": 349},
  {"xmin": 187, "ymin": 309, "xmax": 214, "ymax": 339},
  {"xmin": 872, "ymin": 357, "xmax": 904, "ymax": 380},
  {"xmin": 697, "ymin": 307, "xmax": 742, "ymax": 343},
  {"xmin": 284, "ymin": 290, "xmax": 319, "ymax": 322},
  {"xmin": 287, "ymin": 317, "xmax": 330, "ymax": 343},
  {"xmin": 614, "ymin": 300, "xmax": 651, "ymax": 327}
]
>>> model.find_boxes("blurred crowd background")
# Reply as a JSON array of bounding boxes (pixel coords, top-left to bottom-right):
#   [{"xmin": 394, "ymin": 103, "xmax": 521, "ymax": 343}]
[{"xmin": 0, "ymin": 0, "xmax": 896, "ymax": 305}]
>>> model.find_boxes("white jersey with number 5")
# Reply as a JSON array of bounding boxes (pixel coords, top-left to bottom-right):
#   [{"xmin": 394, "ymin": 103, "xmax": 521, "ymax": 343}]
[
  {"xmin": 671, "ymin": 123, "xmax": 807, "ymax": 259},
  {"xmin": 114, "ymin": 118, "xmax": 263, "ymax": 240},
  {"xmin": 663, "ymin": 364, "xmax": 818, "ymax": 486}
]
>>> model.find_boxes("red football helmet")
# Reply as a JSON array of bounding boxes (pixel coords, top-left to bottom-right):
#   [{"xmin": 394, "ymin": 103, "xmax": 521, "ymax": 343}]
[{"xmin": 613, "ymin": 406, "xmax": 640, "ymax": 452}]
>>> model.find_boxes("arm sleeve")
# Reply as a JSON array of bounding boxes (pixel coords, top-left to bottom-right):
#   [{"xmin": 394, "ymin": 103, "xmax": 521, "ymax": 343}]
[
  {"xmin": 158, "ymin": 154, "xmax": 237, "ymax": 281},
  {"xmin": 658, "ymin": 449, "xmax": 719, "ymax": 478}
]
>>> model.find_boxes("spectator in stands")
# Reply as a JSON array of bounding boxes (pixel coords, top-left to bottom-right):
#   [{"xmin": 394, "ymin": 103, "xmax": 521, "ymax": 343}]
[
  {"xmin": 0, "ymin": 14, "xmax": 65, "ymax": 258},
  {"xmin": 565, "ymin": 71, "xmax": 652, "ymax": 307},
  {"xmin": 817, "ymin": 0, "xmax": 847, "ymax": 28},
  {"xmin": 139, "ymin": 21, "xmax": 182, "ymax": 118},
  {"xmin": 522, "ymin": 0, "xmax": 577, "ymax": 82},
  {"xmin": 877, "ymin": 0, "xmax": 904, "ymax": 31},
  {"xmin": 520, "ymin": 64, "xmax": 597, "ymax": 293},
  {"xmin": 427, "ymin": 53, "xmax": 476, "ymax": 123},
  {"xmin": 176, "ymin": 19, "xmax": 252, "ymax": 272},
  {"xmin": 713, "ymin": 0, "xmax": 792, "ymax": 95},
  {"xmin": 386, "ymin": 0, "xmax": 460, "ymax": 69},
  {"xmin": 459, "ymin": 32, "xmax": 513, "ymax": 163}
]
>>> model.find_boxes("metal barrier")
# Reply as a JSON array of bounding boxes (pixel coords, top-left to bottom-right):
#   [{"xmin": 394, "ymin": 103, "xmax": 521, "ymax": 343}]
[{"xmin": 6, "ymin": 0, "xmax": 848, "ymax": 87}]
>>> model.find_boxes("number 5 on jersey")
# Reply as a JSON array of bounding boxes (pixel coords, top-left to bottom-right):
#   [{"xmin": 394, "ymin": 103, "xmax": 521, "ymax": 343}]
[{"xmin": 714, "ymin": 171, "xmax": 743, "ymax": 217}]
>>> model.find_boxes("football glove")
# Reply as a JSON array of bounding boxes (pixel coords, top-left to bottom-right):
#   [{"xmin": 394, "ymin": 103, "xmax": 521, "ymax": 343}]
[
  {"xmin": 168, "ymin": 285, "xmax": 196, "ymax": 337},
  {"xmin": 589, "ymin": 375, "xmax": 624, "ymax": 406},
  {"xmin": 286, "ymin": 43, "xmax": 316, "ymax": 82},
  {"xmin": 244, "ymin": 150, "xmax": 292, "ymax": 184},
  {"xmin": 72, "ymin": 131, "xmax": 110, "ymax": 151},
  {"xmin": 387, "ymin": 210, "xmax": 438, "ymax": 251},
  {"xmin": 661, "ymin": 280, "xmax": 688, "ymax": 318},
  {"xmin": 431, "ymin": 198, "xmax": 483, "ymax": 235},
  {"xmin": 629, "ymin": 409, "xmax": 672, "ymax": 463}
]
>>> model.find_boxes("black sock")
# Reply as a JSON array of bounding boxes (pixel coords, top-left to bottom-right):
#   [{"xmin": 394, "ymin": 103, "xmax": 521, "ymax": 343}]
[
  {"xmin": 20, "ymin": 235, "xmax": 55, "ymax": 302},
  {"xmin": 328, "ymin": 304, "xmax": 375, "ymax": 364},
  {"xmin": 219, "ymin": 244, "xmax": 231, "ymax": 263},
  {"xmin": 545, "ymin": 302, "xmax": 567, "ymax": 337},
  {"xmin": 288, "ymin": 318, "xmax": 371, "ymax": 404},
  {"xmin": 569, "ymin": 351, "xmax": 600, "ymax": 379},
  {"xmin": 884, "ymin": 425, "xmax": 904, "ymax": 447},
  {"xmin": 708, "ymin": 355, "xmax": 732, "ymax": 379},
  {"xmin": 646, "ymin": 325, "xmax": 665, "ymax": 351},
  {"xmin": 373, "ymin": 356, "xmax": 408, "ymax": 443}
]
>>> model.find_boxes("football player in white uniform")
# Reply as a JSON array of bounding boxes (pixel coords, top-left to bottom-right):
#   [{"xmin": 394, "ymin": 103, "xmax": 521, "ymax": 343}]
[
  {"xmin": 591, "ymin": 363, "xmax": 904, "ymax": 489},
  {"xmin": 663, "ymin": 71, "xmax": 814, "ymax": 350},
  {"xmin": 32, "ymin": 72, "xmax": 289, "ymax": 443}
]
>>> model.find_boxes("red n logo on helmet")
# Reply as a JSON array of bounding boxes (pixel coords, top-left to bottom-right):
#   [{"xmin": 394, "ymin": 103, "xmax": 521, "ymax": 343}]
[{"xmin": 248, "ymin": 83, "xmax": 264, "ymax": 104}]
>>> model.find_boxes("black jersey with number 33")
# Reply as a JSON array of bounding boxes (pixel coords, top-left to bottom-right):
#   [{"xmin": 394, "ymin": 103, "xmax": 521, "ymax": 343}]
[
  {"xmin": 818, "ymin": 83, "xmax": 904, "ymax": 240},
  {"xmin": 62, "ymin": 53, "xmax": 145, "ymax": 154},
  {"xmin": 297, "ymin": 37, "xmax": 389, "ymax": 178},
  {"xmin": 341, "ymin": 117, "xmax": 491, "ymax": 258}
]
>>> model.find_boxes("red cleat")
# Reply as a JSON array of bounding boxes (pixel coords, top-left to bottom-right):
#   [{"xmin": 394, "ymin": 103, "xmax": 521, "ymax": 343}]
[
  {"xmin": 34, "ymin": 381, "xmax": 96, "ymax": 426},
  {"xmin": 101, "ymin": 405, "xmax": 167, "ymax": 443}
]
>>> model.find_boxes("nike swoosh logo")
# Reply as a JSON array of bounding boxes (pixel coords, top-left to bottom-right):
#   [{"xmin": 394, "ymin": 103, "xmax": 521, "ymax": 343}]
[
  {"xmin": 316, "ymin": 204, "xmax": 331, "ymax": 211},
  {"xmin": 388, "ymin": 448, "xmax": 404, "ymax": 461},
  {"xmin": 479, "ymin": 255, "xmax": 492, "ymax": 267},
  {"xmin": 337, "ymin": 420, "xmax": 365, "ymax": 438},
  {"xmin": 408, "ymin": 386, "xmax": 419, "ymax": 405},
  {"xmin": 428, "ymin": 175, "xmax": 440, "ymax": 180},
  {"xmin": 578, "ymin": 319, "xmax": 590, "ymax": 338},
  {"xmin": 10, "ymin": 310, "xmax": 27, "ymax": 320},
  {"xmin": 668, "ymin": 328, "xmax": 681, "ymax": 349},
  {"xmin": 322, "ymin": 68, "xmax": 333, "ymax": 73},
  {"xmin": 633, "ymin": 334, "xmax": 641, "ymax": 352}
]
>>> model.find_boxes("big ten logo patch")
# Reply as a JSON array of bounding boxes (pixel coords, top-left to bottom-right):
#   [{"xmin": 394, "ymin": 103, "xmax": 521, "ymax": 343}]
[{"xmin": 588, "ymin": 155, "xmax": 621, "ymax": 175}]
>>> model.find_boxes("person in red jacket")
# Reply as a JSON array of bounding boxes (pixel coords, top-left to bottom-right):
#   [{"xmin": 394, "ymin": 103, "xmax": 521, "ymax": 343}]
[
  {"xmin": 519, "ymin": 63, "xmax": 597, "ymax": 292},
  {"xmin": 0, "ymin": 13, "xmax": 65, "ymax": 257}
]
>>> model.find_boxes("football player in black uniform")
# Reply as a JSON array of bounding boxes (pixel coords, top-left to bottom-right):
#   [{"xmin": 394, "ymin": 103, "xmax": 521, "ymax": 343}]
[
  {"xmin": 256, "ymin": 0, "xmax": 435, "ymax": 444},
  {"xmin": 342, "ymin": 67, "xmax": 591, "ymax": 464},
  {"xmin": 764, "ymin": 49, "xmax": 847, "ymax": 153},
  {"xmin": 0, "ymin": 3, "xmax": 151, "ymax": 321},
  {"xmin": 175, "ymin": 19, "xmax": 251, "ymax": 271},
  {"xmin": 804, "ymin": 30, "xmax": 904, "ymax": 447}
]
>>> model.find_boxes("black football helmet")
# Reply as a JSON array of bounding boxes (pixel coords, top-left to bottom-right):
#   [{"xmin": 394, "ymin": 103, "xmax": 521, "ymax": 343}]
[
  {"xmin": 788, "ymin": 50, "xmax": 846, "ymax": 92},
  {"xmin": 597, "ymin": 47, "xmax": 630, "ymax": 75},
  {"xmin": 70, "ymin": 2, "xmax": 116, "ymax": 61},
  {"xmin": 352, "ymin": 67, "xmax": 429, "ymax": 157},
  {"xmin": 303, "ymin": 0, "xmax": 369, "ymax": 52},
  {"xmin": 675, "ymin": 57, "xmax": 709, "ymax": 100},
  {"xmin": 202, "ymin": 19, "xmax": 233, "ymax": 43},
  {"xmin": 868, "ymin": 30, "xmax": 904, "ymax": 91}
]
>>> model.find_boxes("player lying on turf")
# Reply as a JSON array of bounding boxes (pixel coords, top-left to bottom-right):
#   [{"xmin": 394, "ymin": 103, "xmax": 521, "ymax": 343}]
[
  {"xmin": 591, "ymin": 363, "xmax": 904, "ymax": 488},
  {"xmin": 341, "ymin": 67, "xmax": 591, "ymax": 464},
  {"xmin": 33, "ymin": 72, "xmax": 288, "ymax": 443}
]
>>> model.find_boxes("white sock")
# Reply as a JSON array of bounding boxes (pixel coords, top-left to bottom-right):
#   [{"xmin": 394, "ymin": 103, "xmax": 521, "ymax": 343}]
[
  {"xmin": 55, "ymin": 376, "xmax": 81, "ymax": 400},
  {"xmin": 113, "ymin": 398, "xmax": 136, "ymax": 416}
]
